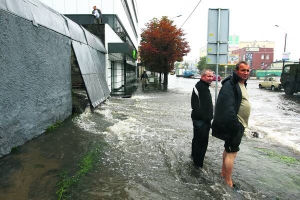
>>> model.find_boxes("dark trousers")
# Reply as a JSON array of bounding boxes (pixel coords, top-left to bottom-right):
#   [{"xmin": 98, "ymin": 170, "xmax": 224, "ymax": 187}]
[{"xmin": 192, "ymin": 120, "xmax": 211, "ymax": 168}]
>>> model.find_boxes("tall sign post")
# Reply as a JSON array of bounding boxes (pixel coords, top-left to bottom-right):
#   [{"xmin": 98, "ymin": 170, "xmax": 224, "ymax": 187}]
[{"xmin": 207, "ymin": 8, "xmax": 229, "ymax": 105}]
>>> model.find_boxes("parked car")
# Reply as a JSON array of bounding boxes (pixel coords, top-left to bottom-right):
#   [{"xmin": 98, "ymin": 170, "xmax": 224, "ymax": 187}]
[
  {"xmin": 193, "ymin": 74, "xmax": 201, "ymax": 79},
  {"xmin": 182, "ymin": 70, "xmax": 195, "ymax": 78},
  {"xmin": 258, "ymin": 76, "xmax": 282, "ymax": 90},
  {"xmin": 213, "ymin": 74, "xmax": 221, "ymax": 81}
]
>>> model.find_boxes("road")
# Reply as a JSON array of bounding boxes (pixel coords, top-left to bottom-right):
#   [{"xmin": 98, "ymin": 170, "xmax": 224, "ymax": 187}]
[{"xmin": 0, "ymin": 75, "xmax": 300, "ymax": 200}]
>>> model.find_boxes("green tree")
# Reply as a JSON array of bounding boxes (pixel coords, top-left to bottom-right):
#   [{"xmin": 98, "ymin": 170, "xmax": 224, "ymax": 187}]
[
  {"xmin": 139, "ymin": 17, "xmax": 190, "ymax": 84},
  {"xmin": 197, "ymin": 56, "xmax": 207, "ymax": 71},
  {"xmin": 183, "ymin": 61, "xmax": 189, "ymax": 69},
  {"xmin": 174, "ymin": 62, "xmax": 181, "ymax": 69}
]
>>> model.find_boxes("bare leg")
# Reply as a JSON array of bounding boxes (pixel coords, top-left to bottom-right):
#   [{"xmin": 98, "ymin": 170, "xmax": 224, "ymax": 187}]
[
  {"xmin": 222, "ymin": 150, "xmax": 237, "ymax": 187},
  {"xmin": 221, "ymin": 149, "xmax": 226, "ymax": 178}
]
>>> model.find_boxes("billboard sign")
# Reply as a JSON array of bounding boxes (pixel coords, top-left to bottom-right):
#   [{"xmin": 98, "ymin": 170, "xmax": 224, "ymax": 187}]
[
  {"xmin": 228, "ymin": 35, "xmax": 239, "ymax": 50},
  {"xmin": 228, "ymin": 54, "xmax": 239, "ymax": 65}
]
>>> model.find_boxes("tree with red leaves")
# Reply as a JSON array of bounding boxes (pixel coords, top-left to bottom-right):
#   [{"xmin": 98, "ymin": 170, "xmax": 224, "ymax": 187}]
[{"xmin": 139, "ymin": 17, "xmax": 190, "ymax": 84}]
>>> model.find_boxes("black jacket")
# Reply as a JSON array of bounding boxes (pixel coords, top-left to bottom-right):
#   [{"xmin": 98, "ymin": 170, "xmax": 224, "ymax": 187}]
[
  {"xmin": 191, "ymin": 79, "xmax": 213, "ymax": 122},
  {"xmin": 141, "ymin": 73, "xmax": 148, "ymax": 79},
  {"xmin": 212, "ymin": 72, "xmax": 247, "ymax": 137}
]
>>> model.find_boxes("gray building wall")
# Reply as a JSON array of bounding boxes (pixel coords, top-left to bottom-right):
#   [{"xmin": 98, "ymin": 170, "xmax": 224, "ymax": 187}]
[{"xmin": 0, "ymin": 11, "xmax": 72, "ymax": 156}]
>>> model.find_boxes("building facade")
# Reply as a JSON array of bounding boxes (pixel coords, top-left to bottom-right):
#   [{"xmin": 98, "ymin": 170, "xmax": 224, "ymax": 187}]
[
  {"xmin": 200, "ymin": 39, "xmax": 275, "ymax": 67},
  {"xmin": 40, "ymin": 0, "xmax": 139, "ymax": 96},
  {"xmin": 232, "ymin": 47, "xmax": 274, "ymax": 70}
]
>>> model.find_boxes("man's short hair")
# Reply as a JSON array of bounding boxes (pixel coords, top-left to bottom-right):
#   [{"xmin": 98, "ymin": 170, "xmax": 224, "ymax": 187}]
[
  {"xmin": 235, "ymin": 61, "xmax": 248, "ymax": 70},
  {"xmin": 201, "ymin": 69, "xmax": 212, "ymax": 76}
]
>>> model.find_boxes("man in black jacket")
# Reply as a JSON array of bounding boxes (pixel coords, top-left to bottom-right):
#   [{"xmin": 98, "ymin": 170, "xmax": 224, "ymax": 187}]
[
  {"xmin": 191, "ymin": 69, "xmax": 214, "ymax": 168},
  {"xmin": 212, "ymin": 61, "xmax": 251, "ymax": 188},
  {"xmin": 141, "ymin": 71, "xmax": 149, "ymax": 90}
]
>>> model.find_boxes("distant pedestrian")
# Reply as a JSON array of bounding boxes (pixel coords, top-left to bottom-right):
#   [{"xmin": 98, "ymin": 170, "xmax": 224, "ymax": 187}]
[
  {"xmin": 191, "ymin": 69, "xmax": 214, "ymax": 168},
  {"xmin": 212, "ymin": 61, "xmax": 251, "ymax": 188},
  {"xmin": 92, "ymin": 6, "xmax": 102, "ymax": 24},
  {"xmin": 141, "ymin": 71, "xmax": 149, "ymax": 90}
]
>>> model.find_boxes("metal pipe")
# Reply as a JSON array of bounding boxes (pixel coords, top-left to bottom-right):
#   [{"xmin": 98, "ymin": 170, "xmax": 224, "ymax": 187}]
[
  {"xmin": 170, "ymin": 15, "xmax": 182, "ymax": 19},
  {"xmin": 275, "ymin": 25, "xmax": 287, "ymax": 69},
  {"xmin": 215, "ymin": 8, "xmax": 221, "ymax": 105}
]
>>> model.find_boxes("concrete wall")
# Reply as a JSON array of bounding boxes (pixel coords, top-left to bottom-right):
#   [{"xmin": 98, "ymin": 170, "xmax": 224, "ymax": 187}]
[{"xmin": 0, "ymin": 11, "xmax": 72, "ymax": 157}]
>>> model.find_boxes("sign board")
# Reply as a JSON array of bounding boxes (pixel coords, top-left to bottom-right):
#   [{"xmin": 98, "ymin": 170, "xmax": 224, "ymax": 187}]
[
  {"xmin": 207, "ymin": 54, "xmax": 228, "ymax": 64},
  {"xmin": 132, "ymin": 49, "xmax": 137, "ymax": 59},
  {"xmin": 282, "ymin": 52, "xmax": 290, "ymax": 61},
  {"xmin": 246, "ymin": 47, "xmax": 259, "ymax": 52},
  {"xmin": 206, "ymin": 8, "xmax": 229, "ymax": 65},
  {"xmin": 228, "ymin": 54, "xmax": 239, "ymax": 64},
  {"xmin": 207, "ymin": 43, "xmax": 228, "ymax": 54},
  {"xmin": 228, "ymin": 35, "xmax": 239, "ymax": 49}
]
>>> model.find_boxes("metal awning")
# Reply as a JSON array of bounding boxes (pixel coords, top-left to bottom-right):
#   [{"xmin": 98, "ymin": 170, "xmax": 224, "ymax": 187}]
[
  {"xmin": 108, "ymin": 42, "xmax": 137, "ymax": 60},
  {"xmin": 72, "ymin": 41, "xmax": 109, "ymax": 107}
]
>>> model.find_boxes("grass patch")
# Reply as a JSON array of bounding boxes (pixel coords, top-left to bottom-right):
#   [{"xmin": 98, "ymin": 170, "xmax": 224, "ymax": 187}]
[
  {"xmin": 56, "ymin": 146, "xmax": 100, "ymax": 200},
  {"xmin": 71, "ymin": 113, "xmax": 80, "ymax": 120},
  {"xmin": 46, "ymin": 121, "xmax": 62, "ymax": 132},
  {"xmin": 11, "ymin": 146, "xmax": 19, "ymax": 153},
  {"xmin": 254, "ymin": 147, "xmax": 300, "ymax": 165}
]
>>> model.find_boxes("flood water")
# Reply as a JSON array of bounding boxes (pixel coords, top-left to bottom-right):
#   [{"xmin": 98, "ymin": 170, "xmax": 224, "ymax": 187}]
[{"xmin": 1, "ymin": 75, "xmax": 300, "ymax": 200}]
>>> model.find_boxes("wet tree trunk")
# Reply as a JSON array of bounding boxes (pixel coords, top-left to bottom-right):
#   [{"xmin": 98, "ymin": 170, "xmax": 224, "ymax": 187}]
[
  {"xmin": 163, "ymin": 72, "xmax": 168, "ymax": 85},
  {"xmin": 159, "ymin": 73, "xmax": 162, "ymax": 83}
]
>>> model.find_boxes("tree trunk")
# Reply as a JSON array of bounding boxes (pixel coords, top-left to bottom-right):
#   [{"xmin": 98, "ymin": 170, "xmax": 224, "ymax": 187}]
[
  {"xmin": 163, "ymin": 72, "xmax": 168, "ymax": 85},
  {"xmin": 159, "ymin": 73, "xmax": 162, "ymax": 83}
]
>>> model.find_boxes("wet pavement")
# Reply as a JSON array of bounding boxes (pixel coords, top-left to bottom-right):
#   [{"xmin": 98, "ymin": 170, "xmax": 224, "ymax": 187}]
[{"xmin": 0, "ymin": 75, "xmax": 300, "ymax": 200}]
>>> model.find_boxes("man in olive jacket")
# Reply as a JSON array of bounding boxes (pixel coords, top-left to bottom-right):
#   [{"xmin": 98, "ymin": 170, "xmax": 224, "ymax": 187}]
[
  {"xmin": 191, "ymin": 69, "xmax": 214, "ymax": 168},
  {"xmin": 212, "ymin": 61, "xmax": 251, "ymax": 188}
]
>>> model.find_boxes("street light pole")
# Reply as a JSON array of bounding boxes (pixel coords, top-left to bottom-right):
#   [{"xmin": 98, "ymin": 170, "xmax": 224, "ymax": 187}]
[
  {"xmin": 284, "ymin": 32, "xmax": 287, "ymax": 53},
  {"xmin": 169, "ymin": 15, "xmax": 182, "ymax": 20},
  {"xmin": 275, "ymin": 25, "xmax": 287, "ymax": 69}
]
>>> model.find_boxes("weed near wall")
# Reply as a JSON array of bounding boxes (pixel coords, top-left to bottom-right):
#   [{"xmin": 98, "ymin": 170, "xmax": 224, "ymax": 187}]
[{"xmin": 56, "ymin": 146, "xmax": 100, "ymax": 200}]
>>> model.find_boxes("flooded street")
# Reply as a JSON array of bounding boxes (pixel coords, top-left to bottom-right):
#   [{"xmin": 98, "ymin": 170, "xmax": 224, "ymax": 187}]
[{"xmin": 1, "ymin": 75, "xmax": 300, "ymax": 200}]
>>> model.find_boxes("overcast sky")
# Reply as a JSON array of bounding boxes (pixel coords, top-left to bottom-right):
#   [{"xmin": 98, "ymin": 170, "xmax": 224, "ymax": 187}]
[{"xmin": 136, "ymin": 0, "xmax": 300, "ymax": 62}]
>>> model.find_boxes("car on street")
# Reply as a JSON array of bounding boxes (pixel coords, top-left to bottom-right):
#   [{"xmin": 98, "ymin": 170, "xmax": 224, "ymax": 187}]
[
  {"xmin": 182, "ymin": 70, "xmax": 195, "ymax": 78},
  {"xmin": 213, "ymin": 74, "xmax": 221, "ymax": 81},
  {"xmin": 258, "ymin": 76, "xmax": 282, "ymax": 91},
  {"xmin": 192, "ymin": 74, "xmax": 201, "ymax": 79}
]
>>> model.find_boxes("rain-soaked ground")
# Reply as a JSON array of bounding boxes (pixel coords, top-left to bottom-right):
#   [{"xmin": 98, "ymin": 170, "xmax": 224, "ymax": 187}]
[{"xmin": 1, "ymin": 75, "xmax": 300, "ymax": 200}]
